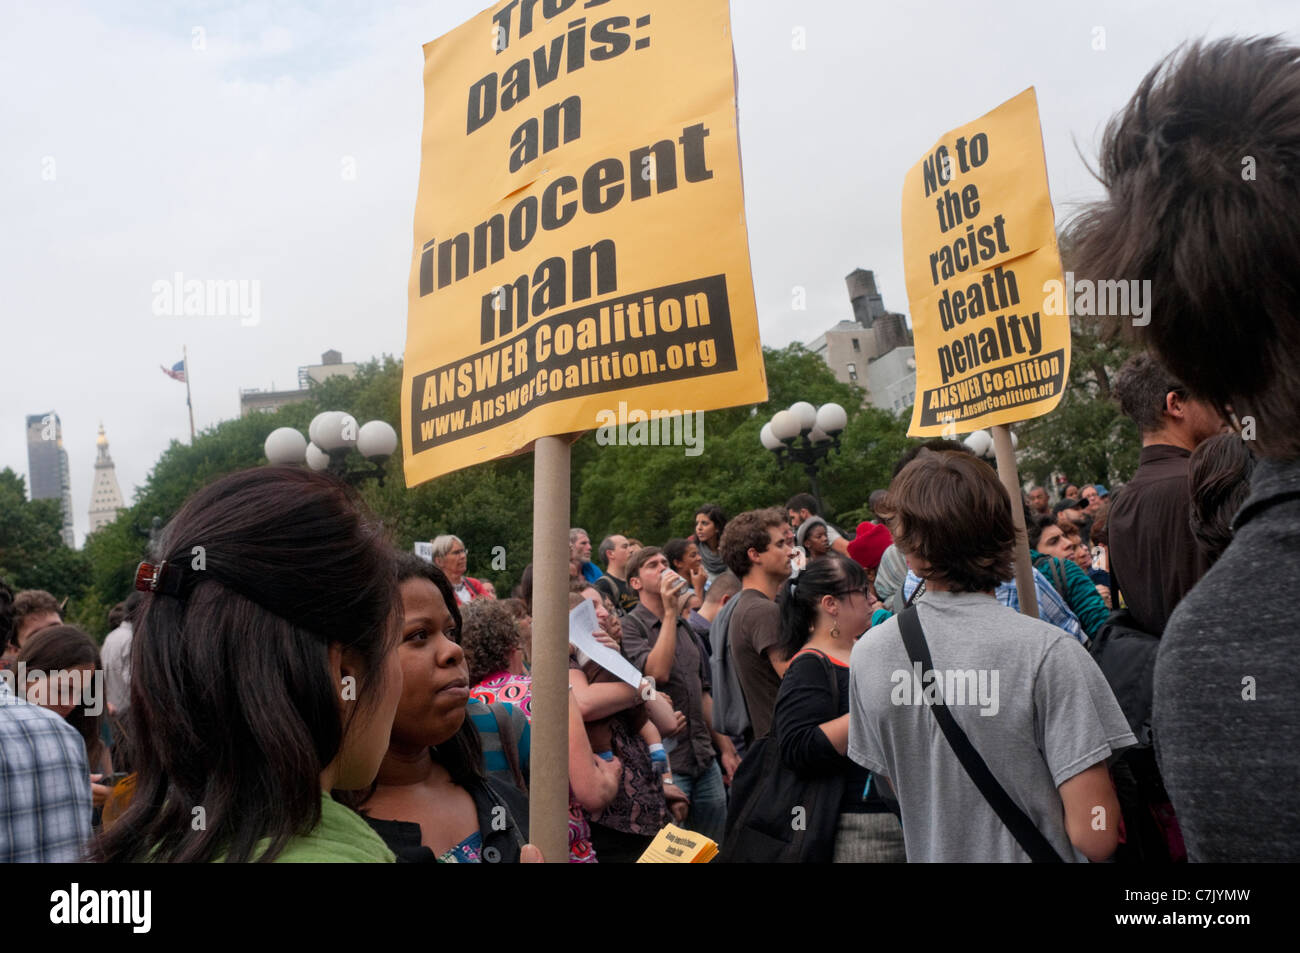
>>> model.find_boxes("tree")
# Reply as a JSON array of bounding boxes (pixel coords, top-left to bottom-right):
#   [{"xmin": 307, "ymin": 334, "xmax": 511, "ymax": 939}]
[
  {"xmin": 0, "ymin": 468, "xmax": 93, "ymax": 624},
  {"xmin": 1015, "ymin": 238, "xmax": 1142, "ymax": 490},
  {"xmin": 79, "ymin": 347, "xmax": 918, "ymax": 612},
  {"xmin": 571, "ymin": 345, "xmax": 912, "ymax": 544}
]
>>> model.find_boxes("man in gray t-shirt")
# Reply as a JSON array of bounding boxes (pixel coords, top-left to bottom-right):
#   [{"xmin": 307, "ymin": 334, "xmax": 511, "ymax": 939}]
[{"xmin": 848, "ymin": 591, "xmax": 1135, "ymax": 862}]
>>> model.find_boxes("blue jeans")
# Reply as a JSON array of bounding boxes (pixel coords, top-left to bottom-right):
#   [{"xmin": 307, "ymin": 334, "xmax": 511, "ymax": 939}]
[{"xmin": 671, "ymin": 759, "xmax": 727, "ymax": 846}]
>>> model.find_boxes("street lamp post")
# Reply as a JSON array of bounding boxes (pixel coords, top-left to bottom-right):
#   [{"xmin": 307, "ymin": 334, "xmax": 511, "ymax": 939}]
[
  {"xmin": 960, "ymin": 427, "xmax": 1017, "ymax": 461},
  {"xmin": 760, "ymin": 401, "xmax": 849, "ymax": 514},
  {"xmin": 264, "ymin": 412, "xmax": 399, "ymax": 486}
]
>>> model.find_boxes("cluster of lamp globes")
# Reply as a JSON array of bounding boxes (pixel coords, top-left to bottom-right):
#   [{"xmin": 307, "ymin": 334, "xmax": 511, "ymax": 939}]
[
  {"xmin": 959, "ymin": 427, "xmax": 1018, "ymax": 458},
  {"xmin": 263, "ymin": 412, "xmax": 399, "ymax": 470},
  {"xmin": 759, "ymin": 401, "xmax": 849, "ymax": 449}
]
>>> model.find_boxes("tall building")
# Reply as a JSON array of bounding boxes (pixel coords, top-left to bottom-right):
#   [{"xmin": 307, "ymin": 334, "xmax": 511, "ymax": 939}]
[
  {"xmin": 239, "ymin": 349, "xmax": 360, "ymax": 417},
  {"xmin": 25, "ymin": 412, "xmax": 75, "ymax": 548},
  {"xmin": 806, "ymin": 269, "xmax": 917, "ymax": 413},
  {"xmin": 88, "ymin": 422, "xmax": 126, "ymax": 534}
]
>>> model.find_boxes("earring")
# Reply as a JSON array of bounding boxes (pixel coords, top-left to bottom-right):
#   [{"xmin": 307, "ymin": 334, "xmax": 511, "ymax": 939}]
[{"xmin": 830, "ymin": 619, "xmax": 840, "ymax": 640}]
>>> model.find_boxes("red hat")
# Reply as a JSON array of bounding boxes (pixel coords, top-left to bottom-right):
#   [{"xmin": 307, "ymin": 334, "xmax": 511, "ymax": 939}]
[{"xmin": 847, "ymin": 522, "xmax": 892, "ymax": 570}]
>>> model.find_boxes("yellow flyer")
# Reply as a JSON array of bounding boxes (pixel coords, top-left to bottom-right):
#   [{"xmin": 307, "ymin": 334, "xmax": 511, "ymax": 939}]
[{"xmin": 636, "ymin": 823, "xmax": 718, "ymax": 863}]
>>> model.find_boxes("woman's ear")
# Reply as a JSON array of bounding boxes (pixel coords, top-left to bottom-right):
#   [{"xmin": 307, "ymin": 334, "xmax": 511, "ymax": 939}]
[{"xmin": 329, "ymin": 642, "xmax": 359, "ymax": 706}]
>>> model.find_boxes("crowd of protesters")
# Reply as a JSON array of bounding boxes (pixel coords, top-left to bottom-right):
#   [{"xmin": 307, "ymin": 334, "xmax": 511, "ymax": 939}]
[{"xmin": 1, "ymin": 37, "xmax": 1295, "ymax": 864}]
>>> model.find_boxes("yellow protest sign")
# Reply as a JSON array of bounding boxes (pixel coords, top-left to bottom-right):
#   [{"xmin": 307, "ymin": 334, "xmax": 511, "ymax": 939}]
[
  {"xmin": 401, "ymin": 0, "xmax": 767, "ymax": 486},
  {"xmin": 900, "ymin": 87, "xmax": 1070, "ymax": 437}
]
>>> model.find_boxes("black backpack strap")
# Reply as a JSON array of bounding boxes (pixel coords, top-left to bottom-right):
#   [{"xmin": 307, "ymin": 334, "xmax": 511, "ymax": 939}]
[{"xmin": 897, "ymin": 606, "xmax": 1064, "ymax": 863}]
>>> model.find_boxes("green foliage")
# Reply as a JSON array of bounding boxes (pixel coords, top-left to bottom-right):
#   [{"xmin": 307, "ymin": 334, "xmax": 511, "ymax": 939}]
[
  {"xmin": 0, "ymin": 468, "xmax": 92, "ymax": 607},
  {"xmin": 64, "ymin": 588, "xmax": 115, "ymax": 641},
  {"xmin": 1011, "ymin": 231, "xmax": 1144, "ymax": 490},
  {"xmin": 1015, "ymin": 313, "xmax": 1141, "ymax": 489},
  {"xmin": 77, "ymin": 366, "xmax": 388, "ymax": 616},
  {"xmin": 571, "ymin": 345, "xmax": 913, "ymax": 544},
  {"xmin": 43, "ymin": 321, "xmax": 1147, "ymax": 628},
  {"xmin": 72, "ymin": 346, "xmax": 915, "ymax": 610}
]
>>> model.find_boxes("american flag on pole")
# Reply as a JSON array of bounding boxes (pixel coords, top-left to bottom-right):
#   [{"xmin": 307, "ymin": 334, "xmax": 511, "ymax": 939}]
[{"xmin": 161, "ymin": 359, "xmax": 186, "ymax": 383}]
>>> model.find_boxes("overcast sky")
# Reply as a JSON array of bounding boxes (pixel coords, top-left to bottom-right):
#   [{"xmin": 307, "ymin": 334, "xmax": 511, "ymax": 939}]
[{"xmin": 3, "ymin": 0, "xmax": 1295, "ymax": 546}]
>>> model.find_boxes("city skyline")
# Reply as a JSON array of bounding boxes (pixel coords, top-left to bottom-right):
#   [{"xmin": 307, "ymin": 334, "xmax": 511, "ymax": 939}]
[{"xmin": 4, "ymin": 0, "xmax": 1296, "ymax": 544}]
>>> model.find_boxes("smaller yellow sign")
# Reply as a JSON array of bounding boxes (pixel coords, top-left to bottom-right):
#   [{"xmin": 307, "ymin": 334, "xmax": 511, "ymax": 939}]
[{"xmin": 900, "ymin": 87, "xmax": 1070, "ymax": 437}]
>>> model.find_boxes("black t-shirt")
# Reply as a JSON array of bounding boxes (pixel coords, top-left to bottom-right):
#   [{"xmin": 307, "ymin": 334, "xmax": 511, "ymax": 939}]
[
  {"xmin": 595, "ymin": 573, "xmax": 639, "ymax": 615},
  {"xmin": 773, "ymin": 650, "xmax": 892, "ymax": 814}
]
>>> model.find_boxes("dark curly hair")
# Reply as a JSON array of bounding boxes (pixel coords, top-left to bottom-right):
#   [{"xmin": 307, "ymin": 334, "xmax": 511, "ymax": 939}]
[
  {"xmin": 719, "ymin": 508, "xmax": 786, "ymax": 579},
  {"xmin": 461, "ymin": 599, "xmax": 522, "ymax": 687}
]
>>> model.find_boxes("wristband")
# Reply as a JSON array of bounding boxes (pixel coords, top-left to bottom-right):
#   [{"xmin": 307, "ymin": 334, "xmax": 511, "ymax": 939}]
[{"xmin": 648, "ymin": 743, "xmax": 666, "ymax": 757}]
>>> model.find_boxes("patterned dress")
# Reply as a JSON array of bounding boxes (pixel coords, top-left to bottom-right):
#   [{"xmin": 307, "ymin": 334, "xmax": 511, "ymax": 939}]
[
  {"xmin": 471, "ymin": 671, "xmax": 533, "ymax": 719},
  {"xmin": 590, "ymin": 712, "xmax": 668, "ymax": 837},
  {"xmin": 569, "ymin": 793, "xmax": 597, "ymax": 863}
]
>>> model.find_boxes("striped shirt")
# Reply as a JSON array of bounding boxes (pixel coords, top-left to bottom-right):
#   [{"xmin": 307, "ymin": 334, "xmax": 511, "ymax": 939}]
[{"xmin": 467, "ymin": 698, "xmax": 531, "ymax": 790}]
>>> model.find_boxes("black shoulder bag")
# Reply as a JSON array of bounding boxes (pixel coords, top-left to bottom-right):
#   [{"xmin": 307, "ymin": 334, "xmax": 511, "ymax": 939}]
[
  {"xmin": 897, "ymin": 606, "xmax": 1064, "ymax": 863},
  {"xmin": 718, "ymin": 651, "xmax": 846, "ymax": 863}
]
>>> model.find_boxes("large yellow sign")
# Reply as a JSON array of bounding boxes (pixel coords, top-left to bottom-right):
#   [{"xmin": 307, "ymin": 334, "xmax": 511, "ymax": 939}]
[
  {"xmin": 401, "ymin": 0, "xmax": 767, "ymax": 486},
  {"xmin": 901, "ymin": 87, "xmax": 1070, "ymax": 437}
]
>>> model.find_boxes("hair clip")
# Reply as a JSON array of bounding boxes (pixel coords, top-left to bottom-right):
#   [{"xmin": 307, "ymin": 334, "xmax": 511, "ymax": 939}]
[{"xmin": 134, "ymin": 560, "xmax": 185, "ymax": 596}]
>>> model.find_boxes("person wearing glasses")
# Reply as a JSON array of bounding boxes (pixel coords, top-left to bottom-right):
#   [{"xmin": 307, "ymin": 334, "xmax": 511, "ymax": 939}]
[
  {"xmin": 431, "ymin": 535, "xmax": 490, "ymax": 606},
  {"xmin": 772, "ymin": 554, "xmax": 905, "ymax": 861}
]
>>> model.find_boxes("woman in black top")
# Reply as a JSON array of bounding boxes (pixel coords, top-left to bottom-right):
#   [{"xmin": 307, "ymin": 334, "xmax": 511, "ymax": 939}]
[
  {"xmin": 773, "ymin": 554, "xmax": 905, "ymax": 863},
  {"xmin": 338, "ymin": 555, "xmax": 529, "ymax": 863}
]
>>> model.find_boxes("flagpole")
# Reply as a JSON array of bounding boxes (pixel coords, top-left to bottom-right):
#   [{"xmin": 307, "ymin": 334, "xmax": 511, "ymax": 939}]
[{"xmin": 184, "ymin": 344, "xmax": 196, "ymax": 443}]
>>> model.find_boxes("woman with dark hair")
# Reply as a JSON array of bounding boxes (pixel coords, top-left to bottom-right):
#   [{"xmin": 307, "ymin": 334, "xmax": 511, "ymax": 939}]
[
  {"xmin": 772, "ymin": 555, "xmax": 905, "ymax": 862},
  {"xmin": 692, "ymin": 505, "xmax": 728, "ymax": 583},
  {"xmin": 499, "ymin": 597, "xmax": 533, "ymax": 669},
  {"xmin": 663, "ymin": 538, "xmax": 706, "ymax": 611},
  {"xmin": 1189, "ymin": 432, "xmax": 1256, "ymax": 566},
  {"xmin": 796, "ymin": 517, "xmax": 832, "ymax": 562},
  {"xmin": 94, "ymin": 466, "xmax": 404, "ymax": 863},
  {"xmin": 512, "ymin": 563, "xmax": 534, "ymax": 614},
  {"xmin": 344, "ymin": 554, "xmax": 530, "ymax": 863},
  {"xmin": 17, "ymin": 625, "xmax": 114, "ymax": 812}
]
